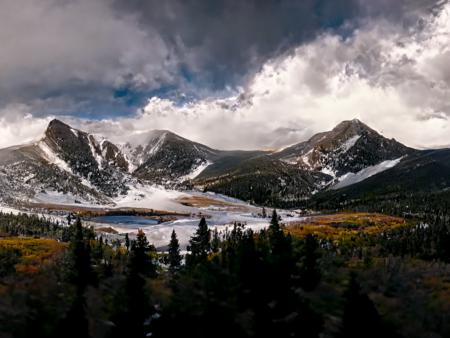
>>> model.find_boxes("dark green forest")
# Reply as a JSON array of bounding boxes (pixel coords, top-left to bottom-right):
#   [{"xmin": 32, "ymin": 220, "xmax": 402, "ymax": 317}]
[{"xmin": 1, "ymin": 208, "xmax": 450, "ymax": 338}]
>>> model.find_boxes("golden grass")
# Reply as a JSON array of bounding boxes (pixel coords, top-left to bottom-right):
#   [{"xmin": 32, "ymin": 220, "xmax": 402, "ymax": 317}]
[
  {"xmin": 175, "ymin": 195, "xmax": 250, "ymax": 213},
  {"xmin": 0, "ymin": 237, "xmax": 66, "ymax": 275},
  {"xmin": 286, "ymin": 212, "xmax": 408, "ymax": 240},
  {"xmin": 176, "ymin": 195, "xmax": 235, "ymax": 207}
]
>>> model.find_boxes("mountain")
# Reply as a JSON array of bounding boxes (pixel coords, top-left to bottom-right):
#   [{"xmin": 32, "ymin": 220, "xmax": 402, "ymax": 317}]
[
  {"xmin": 0, "ymin": 120, "xmax": 132, "ymax": 206},
  {"xmin": 0, "ymin": 118, "xmax": 438, "ymax": 208},
  {"xmin": 42, "ymin": 119, "xmax": 129, "ymax": 195},
  {"xmin": 124, "ymin": 130, "xmax": 219, "ymax": 184},
  {"xmin": 274, "ymin": 119, "xmax": 414, "ymax": 179},
  {"xmin": 193, "ymin": 119, "xmax": 415, "ymax": 205},
  {"xmin": 0, "ymin": 120, "xmax": 269, "ymax": 206}
]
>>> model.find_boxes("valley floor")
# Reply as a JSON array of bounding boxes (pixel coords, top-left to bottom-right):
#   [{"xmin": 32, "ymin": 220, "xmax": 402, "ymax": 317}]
[{"xmin": 1, "ymin": 186, "xmax": 307, "ymax": 248}]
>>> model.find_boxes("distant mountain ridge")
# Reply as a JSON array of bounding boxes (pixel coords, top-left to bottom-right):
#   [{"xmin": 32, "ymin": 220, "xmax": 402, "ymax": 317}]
[{"xmin": 1, "ymin": 118, "xmax": 443, "ymax": 208}]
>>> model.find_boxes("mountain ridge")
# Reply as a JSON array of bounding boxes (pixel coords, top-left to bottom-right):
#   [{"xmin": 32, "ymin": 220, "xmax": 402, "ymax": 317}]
[{"xmin": 1, "ymin": 118, "xmax": 440, "ymax": 208}]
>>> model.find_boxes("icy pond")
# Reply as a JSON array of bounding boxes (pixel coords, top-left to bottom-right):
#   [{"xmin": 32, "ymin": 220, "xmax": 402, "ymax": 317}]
[{"xmin": 91, "ymin": 215, "xmax": 159, "ymax": 228}]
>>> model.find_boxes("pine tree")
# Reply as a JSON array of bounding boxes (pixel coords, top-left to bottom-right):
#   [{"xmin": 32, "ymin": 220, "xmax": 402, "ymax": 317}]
[
  {"xmin": 268, "ymin": 210, "xmax": 289, "ymax": 258},
  {"xmin": 168, "ymin": 229, "xmax": 182, "ymax": 273},
  {"xmin": 339, "ymin": 274, "xmax": 384, "ymax": 338},
  {"xmin": 211, "ymin": 228, "xmax": 220, "ymax": 253},
  {"xmin": 131, "ymin": 229, "xmax": 156, "ymax": 277},
  {"xmin": 298, "ymin": 234, "xmax": 321, "ymax": 292},
  {"xmin": 186, "ymin": 217, "xmax": 211, "ymax": 266},
  {"xmin": 112, "ymin": 230, "xmax": 156, "ymax": 338},
  {"xmin": 269, "ymin": 209, "xmax": 281, "ymax": 234},
  {"xmin": 71, "ymin": 217, "xmax": 93, "ymax": 290},
  {"xmin": 59, "ymin": 217, "xmax": 92, "ymax": 338},
  {"xmin": 125, "ymin": 233, "xmax": 130, "ymax": 251}
]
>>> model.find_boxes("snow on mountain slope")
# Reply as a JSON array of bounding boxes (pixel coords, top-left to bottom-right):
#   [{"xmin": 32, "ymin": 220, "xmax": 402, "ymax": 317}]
[
  {"xmin": 274, "ymin": 119, "xmax": 414, "ymax": 179},
  {"xmin": 179, "ymin": 160, "xmax": 212, "ymax": 181},
  {"xmin": 38, "ymin": 140, "xmax": 73, "ymax": 174},
  {"xmin": 341, "ymin": 135, "xmax": 361, "ymax": 153},
  {"xmin": 332, "ymin": 157, "xmax": 403, "ymax": 189},
  {"xmin": 0, "ymin": 118, "xmax": 418, "ymax": 209}
]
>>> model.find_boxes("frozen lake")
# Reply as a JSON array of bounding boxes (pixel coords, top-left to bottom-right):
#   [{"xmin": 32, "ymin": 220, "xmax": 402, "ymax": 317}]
[{"xmin": 91, "ymin": 215, "xmax": 159, "ymax": 228}]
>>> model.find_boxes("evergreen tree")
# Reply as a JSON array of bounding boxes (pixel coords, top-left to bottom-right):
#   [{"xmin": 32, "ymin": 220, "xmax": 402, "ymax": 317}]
[
  {"xmin": 168, "ymin": 229, "xmax": 182, "ymax": 273},
  {"xmin": 59, "ymin": 217, "xmax": 93, "ymax": 338},
  {"xmin": 297, "ymin": 234, "xmax": 321, "ymax": 292},
  {"xmin": 132, "ymin": 230, "xmax": 156, "ymax": 277},
  {"xmin": 70, "ymin": 217, "xmax": 93, "ymax": 290},
  {"xmin": 112, "ymin": 230, "xmax": 156, "ymax": 338},
  {"xmin": 125, "ymin": 233, "xmax": 130, "ymax": 251},
  {"xmin": 267, "ymin": 210, "xmax": 291, "ymax": 259},
  {"xmin": 211, "ymin": 228, "xmax": 220, "ymax": 253},
  {"xmin": 339, "ymin": 274, "xmax": 385, "ymax": 338},
  {"xmin": 186, "ymin": 217, "xmax": 211, "ymax": 266},
  {"xmin": 269, "ymin": 209, "xmax": 281, "ymax": 234}
]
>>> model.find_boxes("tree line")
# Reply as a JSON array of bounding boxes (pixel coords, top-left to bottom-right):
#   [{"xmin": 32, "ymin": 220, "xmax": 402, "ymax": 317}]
[{"xmin": 2, "ymin": 209, "xmax": 450, "ymax": 337}]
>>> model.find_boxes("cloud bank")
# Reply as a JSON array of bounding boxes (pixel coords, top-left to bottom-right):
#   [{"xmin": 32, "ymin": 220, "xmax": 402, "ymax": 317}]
[
  {"xmin": 92, "ymin": 2, "xmax": 450, "ymax": 150},
  {"xmin": 0, "ymin": 1, "xmax": 449, "ymax": 150},
  {"xmin": 0, "ymin": 0, "xmax": 178, "ymax": 117}
]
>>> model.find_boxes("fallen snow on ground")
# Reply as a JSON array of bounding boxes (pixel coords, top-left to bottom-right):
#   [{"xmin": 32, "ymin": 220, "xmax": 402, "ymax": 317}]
[
  {"xmin": 113, "ymin": 183, "xmax": 191, "ymax": 213},
  {"xmin": 332, "ymin": 157, "xmax": 403, "ymax": 189},
  {"xmin": 112, "ymin": 212, "xmax": 303, "ymax": 249},
  {"xmin": 0, "ymin": 205, "xmax": 23, "ymax": 215},
  {"xmin": 3, "ymin": 177, "xmax": 304, "ymax": 249},
  {"xmin": 0, "ymin": 204, "xmax": 68, "ymax": 225},
  {"xmin": 109, "ymin": 191, "xmax": 304, "ymax": 248},
  {"xmin": 34, "ymin": 190, "xmax": 92, "ymax": 205}
]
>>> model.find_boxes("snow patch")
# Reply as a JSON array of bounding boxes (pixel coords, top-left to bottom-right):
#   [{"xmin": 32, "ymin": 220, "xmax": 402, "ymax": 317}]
[
  {"xmin": 320, "ymin": 166, "xmax": 337, "ymax": 179},
  {"xmin": 180, "ymin": 161, "xmax": 212, "ymax": 181},
  {"xmin": 38, "ymin": 141, "xmax": 73, "ymax": 174},
  {"xmin": 340, "ymin": 135, "xmax": 360, "ymax": 153},
  {"xmin": 148, "ymin": 133, "xmax": 166, "ymax": 156},
  {"xmin": 34, "ymin": 190, "xmax": 91, "ymax": 205},
  {"xmin": 301, "ymin": 149, "xmax": 313, "ymax": 167},
  {"xmin": 38, "ymin": 140, "xmax": 97, "ymax": 191},
  {"xmin": 70, "ymin": 128, "xmax": 79, "ymax": 137},
  {"xmin": 88, "ymin": 136, "xmax": 104, "ymax": 170},
  {"xmin": 332, "ymin": 157, "xmax": 403, "ymax": 189},
  {"xmin": 113, "ymin": 183, "xmax": 190, "ymax": 213}
]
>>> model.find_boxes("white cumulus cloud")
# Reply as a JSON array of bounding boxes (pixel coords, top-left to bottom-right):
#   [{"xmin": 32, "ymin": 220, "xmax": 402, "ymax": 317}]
[{"xmin": 1, "ymin": 2, "xmax": 450, "ymax": 150}]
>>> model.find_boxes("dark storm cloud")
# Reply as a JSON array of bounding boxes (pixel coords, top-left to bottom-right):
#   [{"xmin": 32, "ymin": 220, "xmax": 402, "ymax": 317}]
[
  {"xmin": 113, "ymin": 0, "xmax": 359, "ymax": 89},
  {"xmin": 0, "ymin": 0, "xmax": 444, "ymax": 119},
  {"xmin": 113, "ymin": 0, "xmax": 443, "ymax": 90},
  {"xmin": 0, "ymin": 0, "xmax": 178, "ymax": 118}
]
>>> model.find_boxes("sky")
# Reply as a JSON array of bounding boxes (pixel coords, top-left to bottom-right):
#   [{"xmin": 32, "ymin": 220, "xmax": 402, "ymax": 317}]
[{"xmin": 0, "ymin": 0, "xmax": 449, "ymax": 150}]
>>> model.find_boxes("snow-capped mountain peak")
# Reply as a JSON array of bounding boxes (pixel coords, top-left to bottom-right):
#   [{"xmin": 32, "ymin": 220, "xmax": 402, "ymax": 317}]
[
  {"xmin": 0, "ymin": 118, "xmax": 418, "ymax": 207},
  {"xmin": 273, "ymin": 118, "xmax": 413, "ymax": 180}
]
